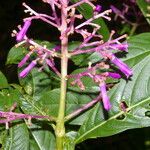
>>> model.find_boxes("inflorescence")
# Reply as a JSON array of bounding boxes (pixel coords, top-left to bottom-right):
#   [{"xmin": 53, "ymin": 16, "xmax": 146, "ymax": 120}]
[{"xmin": 4, "ymin": 0, "xmax": 133, "ymax": 125}]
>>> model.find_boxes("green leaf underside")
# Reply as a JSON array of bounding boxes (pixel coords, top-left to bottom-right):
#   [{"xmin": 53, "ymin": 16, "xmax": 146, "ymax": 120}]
[
  {"xmin": 137, "ymin": 0, "xmax": 150, "ymax": 24},
  {"xmin": 75, "ymin": 54, "xmax": 150, "ymax": 144},
  {"xmin": 22, "ymin": 88, "xmax": 94, "ymax": 125},
  {"xmin": 28, "ymin": 122, "xmax": 56, "ymax": 150},
  {"xmin": 5, "ymin": 123, "xmax": 30, "ymax": 150},
  {"xmin": 64, "ymin": 131, "xmax": 77, "ymax": 150},
  {"xmin": 19, "ymin": 67, "xmax": 55, "ymax": 100},
  {"xmin": 4, "ymin": 122, "xmax": 55, "ymax": 150}
]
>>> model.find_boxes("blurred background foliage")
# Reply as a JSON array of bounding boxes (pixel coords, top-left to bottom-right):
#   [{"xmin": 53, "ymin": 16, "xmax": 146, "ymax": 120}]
[{"xmin": 0, "ymin": 0, "xmax": 150, "ymax": 149}]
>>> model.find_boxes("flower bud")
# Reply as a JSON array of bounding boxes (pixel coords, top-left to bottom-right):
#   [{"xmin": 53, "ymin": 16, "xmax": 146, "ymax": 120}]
[
  {"xmin": 94, "ymin": 5, "xmax": 102, "ymax": 13},
  {"xmin": 19, "ymin": 60, "xmax": 36, "ymax": 78},
  {"xmin": 100, "ymin": 82, "xmax": 111, "ymax": 111},
  {"xmin": 16, "ymin": 20, "xmax": 31, "ymax": 42}
]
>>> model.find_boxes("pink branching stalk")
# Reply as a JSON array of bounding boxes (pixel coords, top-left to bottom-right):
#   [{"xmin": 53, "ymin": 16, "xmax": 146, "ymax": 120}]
[
  {"xmin": 0, "ymin": 111, "xmax": 53, "ymax": 124},
  {"xmin": 0, "ymin": 103, "xmax": 55, "ymax": 129}
]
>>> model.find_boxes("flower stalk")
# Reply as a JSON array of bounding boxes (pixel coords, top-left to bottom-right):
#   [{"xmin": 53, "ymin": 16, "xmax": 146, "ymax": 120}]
[{"xmin": 55, "ymin": 1, "xmax": 68, "ymax": 150}]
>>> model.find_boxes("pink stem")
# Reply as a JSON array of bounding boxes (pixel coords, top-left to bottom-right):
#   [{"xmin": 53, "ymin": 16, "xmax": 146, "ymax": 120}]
[{"xmin": 0, "ymin": 111, "xmax": 56, "ymax": 124}]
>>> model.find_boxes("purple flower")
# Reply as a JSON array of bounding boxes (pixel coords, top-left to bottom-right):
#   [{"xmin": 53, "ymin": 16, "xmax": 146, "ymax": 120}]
[
  {"xmin": 108, "ymin": 72, "xmax": 121, "ymax": 79},
  {"xmin": 18, "ymin": 53, "xmax": 31, "ymax": 68},
  {"xmin": 19, "ymin": 60, "xmax": 37, "ymax": 78},
  {"xmin": 109, "ymin": 43, "xmax": 128, "ymax": 52},
  {"xmin": 53, "ymin": 45, "xmax": 61, "ymax": 51},
  {"xmin": 16, "ymin": 20, "xmax": 31, "ymax": 42},
  {"xmin": 100, "ymin": 82, "xmax": 111, "ymax": 111},
  {"xmin": 94, "ymin": 5, "xmax": 102, "ymax": 13},
  {"xmin": 111, "ymin": 54, "xmax": 133, "ymax": 78}
]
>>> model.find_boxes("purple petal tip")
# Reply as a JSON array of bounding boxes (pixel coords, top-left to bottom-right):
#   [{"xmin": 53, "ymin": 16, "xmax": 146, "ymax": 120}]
[{"xmin": 94, "ymin": 5, "xmax": 102, "ymax": 13}]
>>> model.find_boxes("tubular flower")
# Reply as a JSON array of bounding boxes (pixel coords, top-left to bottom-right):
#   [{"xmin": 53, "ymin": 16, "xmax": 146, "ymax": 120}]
[
  {"xmin": 16, "ymin": 20, "xmax": 31, "ymax": 41},
  {"xmin": 110, "ymin": 54, "xmax": 133, "ymax": 78},
  {"xmin": 100, "ymin": 82, "xmax": 111, "ymax": 111},
  {"xmin": 19, "ymin": 60, "xmax": 37, "ymax": 78},
  {"xmin": 109, "ymin": 43, "xmax": 128, "ymax": 52},
  {"xmin": 18, "ymin": 52, "xmax": 33, "ymax": 68},
  {"xmin": 108, "ymin": 72, "xmax": 121, "ymax": 79}
]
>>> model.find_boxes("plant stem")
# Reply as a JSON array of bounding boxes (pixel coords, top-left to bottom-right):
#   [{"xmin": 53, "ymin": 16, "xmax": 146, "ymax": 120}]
[
  {"xmin": 55, "ymin": 1, "xmax": 68, "ymax": 150},
  {"xmin": 129, "ymin": 23, "xmax": 138, "ymax": 36}
]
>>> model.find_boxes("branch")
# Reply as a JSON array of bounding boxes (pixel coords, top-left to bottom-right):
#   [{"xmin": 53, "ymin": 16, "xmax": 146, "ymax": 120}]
[
  {"xmin": 23, "ymin": 3, "xmax": 59, "ymax": 28},
  {"xmin": 70, "ymin": 34, "xmax": 127, "ymax": 56},
  {"xmin": 0, "ymin": 111, "xmax": 56, "ymax": 124},
  {"xmin": 75, "ymin": 9, "xmax": 112, "ymax": 29},
  {"xmin": 65, "ymin": 94, "xmax": 101, "ymax": 121}
]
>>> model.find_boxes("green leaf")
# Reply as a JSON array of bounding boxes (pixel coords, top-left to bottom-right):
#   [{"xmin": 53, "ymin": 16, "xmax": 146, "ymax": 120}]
[
  {"xmin": 70, "ymin": 0, "xmax": 110, "ymax": 40},
  {"xmin": 19, "ymin": 67, "xmax": 59, "ymax": 100},
  {"xmin": 4, "ymin": 123, "xmax": 30, "ymax": 150},
  {"xmin": 68, "ymin": 41, "xmax": 81, "ymax": 52},
  {"xmin": 3, "ymin": 122, "xmax": 56, "ymax": 150},
  {"xmin": 19, "ymin": 87, "xmax": 93, "ymax": 125},
  {"xmin": 36, "ymin": 40, "xmax": 55, "ymax": 50},
  {"xmin": 6, "ymin": 46, "xmax": 28, "ymax": 65},
  {"xmin": 0, "ymin": 71, "xmax": 8, "ymax": 89},
  {"xmin": 0, "ymin": 88, "xmax": 21, "ymax": 111},
  {"xmin": 29, "ymin": 138, "xmax": 41, "ymax": 150},
  {"xmin": 0, "ymin": 126, "xmax": 7, "ymax": 149},
  {"xmin": 123, "ymin": 33, "xmax": 150, "ymax": 67},
  {"xmin": 64, "ymin": 131, "xmax": 77, "ymax": 150},
  {"xmin": 22, "ymin": 89, "xmax": 92, "ymax": 125},
  {"xmin": 137, "ymin": 0, "xmax": 150, "ymax": 24},
  {"xmin": 72, "ymin": 52, "xmax": 102, "ymax": 67},
  {"xmin": 75, "ymin": 54, "xmax": 150, "ymax": 144},
  {"xmin": 67, "ymin": 33, "xmax": 150, "ymax": 127},
  {"xmin": 28, "ymin": 122, "xmax": 56, "ymax": 150},
  {"xmin": 15, "ymin": 68, "xmax": 59, "ymax": 121}
]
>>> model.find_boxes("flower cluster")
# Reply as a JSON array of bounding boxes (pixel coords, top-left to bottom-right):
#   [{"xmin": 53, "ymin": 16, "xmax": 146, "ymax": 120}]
[
  {"xmin": 17, "ymin": 40, "xmax": 61, "ymax": 78},
  {"xmin": 11, "ymin": 0, "xmax": 133, "ymax": 112}
]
